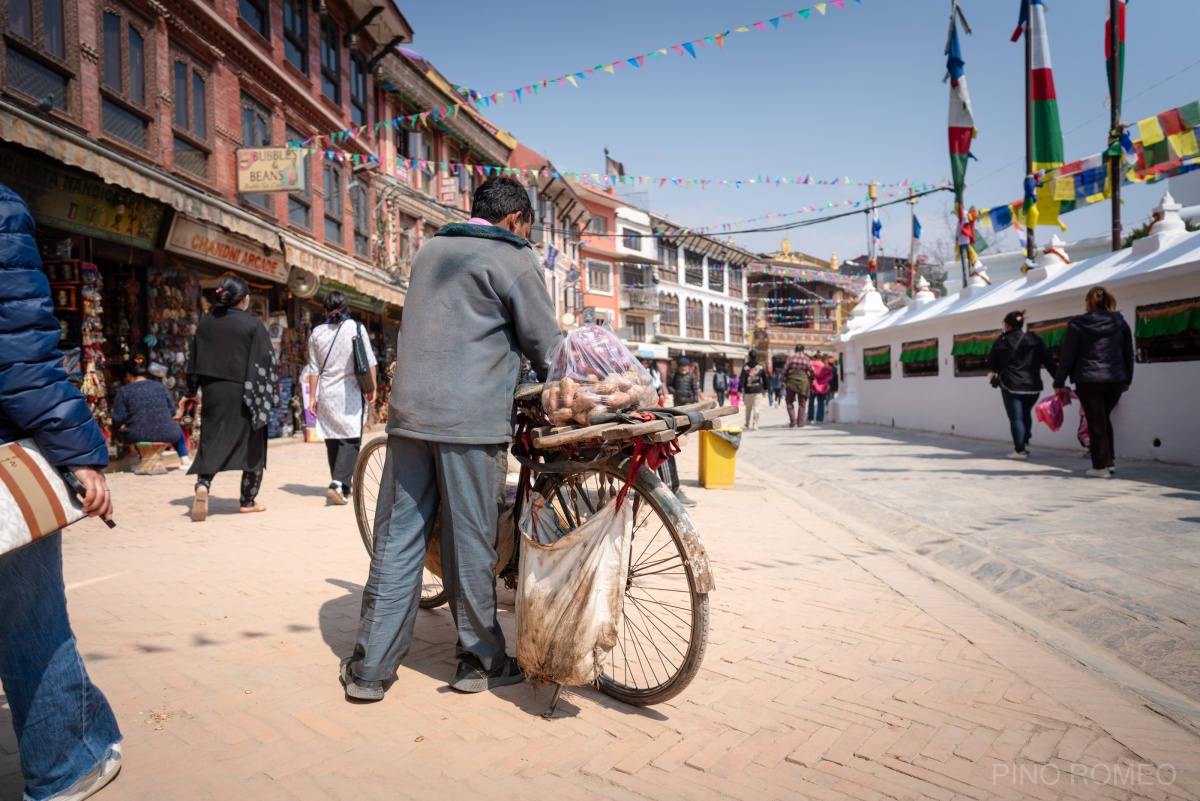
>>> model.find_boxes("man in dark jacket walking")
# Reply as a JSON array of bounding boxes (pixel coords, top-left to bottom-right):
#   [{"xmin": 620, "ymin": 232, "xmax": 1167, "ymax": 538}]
[
  {"xmin": 0, "ymin": 183, "xmax": 122, "ymax": 800},
  {"xmin": 662, "ymin": 357, "xmax": 699, "ymax": 506},
  {"xmin": 344, "ymin": 178, "xmax": 562, "ymax": 700},
  {"xmin": 988, "ymin": 310, "xmax": 1057, "ymax": 459},
  {"xmin": 667, "ymin": 357, "xmax": 701, "ymax": 405}
]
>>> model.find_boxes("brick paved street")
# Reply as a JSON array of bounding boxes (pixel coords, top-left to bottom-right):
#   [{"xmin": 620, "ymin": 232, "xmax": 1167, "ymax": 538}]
[{"xmin": 2, "ymin": 419, "xmax": 1198, "ymax": 800}]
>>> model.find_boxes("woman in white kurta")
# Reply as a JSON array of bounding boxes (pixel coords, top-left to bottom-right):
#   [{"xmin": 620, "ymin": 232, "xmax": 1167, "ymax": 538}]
[{"xmin": 306, "ymin": 291, "xmax": 377, "ymax": 505}]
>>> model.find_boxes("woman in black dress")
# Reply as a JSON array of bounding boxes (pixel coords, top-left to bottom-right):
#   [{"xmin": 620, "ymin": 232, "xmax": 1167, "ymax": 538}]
[{"xmin": 182, "ymin": 275, "xmax": 279, "ymax": 520}]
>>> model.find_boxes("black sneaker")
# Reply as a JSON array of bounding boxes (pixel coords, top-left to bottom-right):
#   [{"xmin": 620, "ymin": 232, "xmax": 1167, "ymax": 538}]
[
  {"xmin": 449, "ymin": 655, "xmax": 525, "ymax": 693},
  {"xmin": 340, "ymin": 657, "xmax": 384, "ymax": 701},
  {"xmin": 674, "ymin": 490, "xmax": 697, "ymax": 507}
]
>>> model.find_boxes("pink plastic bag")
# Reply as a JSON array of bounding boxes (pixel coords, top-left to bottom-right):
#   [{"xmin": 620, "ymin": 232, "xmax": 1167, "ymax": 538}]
[{"xmin": 1035, "ymin": 390, "xmax": 1075, "ymax": 432}]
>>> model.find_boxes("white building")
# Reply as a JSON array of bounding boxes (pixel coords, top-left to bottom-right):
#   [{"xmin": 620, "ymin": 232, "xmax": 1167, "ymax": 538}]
[
  {"xmin": 649, "ymin": 215, "xmax": 754, "ymax": 373},
  {"xmin": 833, "ymin": 192, "xmax": 1200, "ymax": 467}
]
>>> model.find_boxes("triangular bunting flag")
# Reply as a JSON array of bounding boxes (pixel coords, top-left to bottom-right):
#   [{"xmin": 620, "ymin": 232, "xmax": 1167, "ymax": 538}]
[
  {"xmin": 753, "ymin": 21, "xmax": 766, "ymax": 32},
  {"xmin": 815, "ymin": 4, "xmax": 827, "ymax": 15},
  {"xmin": 769, "ymin": 17, "xmax": 780, "ymax": 28},
  {"xmin": 682, "ymin": 42, "xmax": 696, "ymax": 58}
]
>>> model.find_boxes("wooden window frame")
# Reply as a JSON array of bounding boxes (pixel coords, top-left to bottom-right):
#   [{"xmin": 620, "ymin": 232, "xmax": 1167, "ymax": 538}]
[
  {"xmin": 170, "ymin": 49, "xmax": 211, "ymax": 181},
  {"xmin": 349, "ymin": 50, "xmax": 368, "ymax": 129},
  {"xmin": 319, "ymin": 16, "xmax": 340, "ymax": 105},
  {"xmin": 324, "ymin": 160, "xmax": 344, "ymax": 246},
  {"xmin": 586, "ymin": 259, "xmax": 612, "ymax": 294},
  {"xmin": 350, "ymin": 179, "xmax": 369, "ymax": 258},
  {"xmin": 282, "ymin": 0, "xmax": 307, "ymax": 74},
  {"xmin": 2, "ymin": 0, "xmax": 79, "ymax": 116},
  {"xmin": 240, "ymin": 91, "xmax": 272, "ymax": 210},
  {"xmin": 238, "ymin": 0, "xmax": 269, "ymax": 40},
  {"xmin": 98, "ymin": 3, "xmax": 154, "ymax": 153},
  {"xmin": 285, "ymin": 124, "xmax": 311, "ymax": 230}
]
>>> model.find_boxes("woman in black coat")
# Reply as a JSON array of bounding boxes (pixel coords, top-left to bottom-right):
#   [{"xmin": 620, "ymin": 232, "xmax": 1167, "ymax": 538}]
[
  {"xmin": 1053, "ymin": 285, "xmax": 1134, "ymax": 478},
  {"xmin": 988, "ymin": 310, "xmax": 1056, "ymax": 460},
  {"xmin": 182, "ymin": 275, "xmax": 279, "ymax": 519}
]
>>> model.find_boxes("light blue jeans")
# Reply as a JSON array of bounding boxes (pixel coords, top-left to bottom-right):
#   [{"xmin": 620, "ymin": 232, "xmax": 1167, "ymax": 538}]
[{"xmin": 0, "ymin": 533, "xmax": 121, "ymax": 800}]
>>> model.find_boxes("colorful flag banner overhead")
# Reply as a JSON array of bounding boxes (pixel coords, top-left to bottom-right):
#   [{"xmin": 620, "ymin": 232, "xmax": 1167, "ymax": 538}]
[
  {"xmin": 1014, "ymin": 0, "xmax": 1064, "ymax": 172},
  {"xmin": 977, "ymin": 98, "xmax": 1200, "ymax": 234},
  {"xmin": 293, "ymin": 148, "xmax": 945, "ymax": 197},
  {"xmin": 1106, "ymin": 0, "xmax": 1126, "ymax": 113},
  {"xmin": 947, "ymin": 17, "xmax": 976, "ymax": 214},
  {"xmin": 295, "ymin": 2, "xmax": 864, "ymax": 152}
]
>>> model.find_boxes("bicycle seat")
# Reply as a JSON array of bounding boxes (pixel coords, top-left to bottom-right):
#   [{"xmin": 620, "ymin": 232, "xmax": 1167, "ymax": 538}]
[{"xmin": 513, "ymin": 382, "xmax": 544, "ymax": 403}]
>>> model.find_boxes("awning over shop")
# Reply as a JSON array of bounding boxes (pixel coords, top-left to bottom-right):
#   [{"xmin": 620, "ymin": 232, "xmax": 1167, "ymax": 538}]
[
  {"xmin": 0, "ymin": 105, "xmax": 281, "ymax": 252},
  {"xmin": 283, "ymin": 233, "xmax": 405, "ymax": 309},
  {"xmin": 580, "ymin": 242, "xmax": 659, "ymax": 266},
  {"xmin": 282, "ymin": 233, "xmax": 357, "ymax": 285},
  {"xmin": 356, "ymin": 267, "xmax": 406, "ymax": 308},
  {"xmin": 166, "ymin": 215, "xmax": 287, "ymax": 283}
]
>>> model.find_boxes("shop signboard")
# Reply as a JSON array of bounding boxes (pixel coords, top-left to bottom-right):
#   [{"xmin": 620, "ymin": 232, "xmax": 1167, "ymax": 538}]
[
  {"xmin": 166, "ymin": 216, "xmax": 288, "ymax": 282},
  {"xmin": 0, "ymin": 144, "xmax": 164, "ymax": 250},
  {"xmin": 235, "ymin": 147, "xmax": 306, "ymax": 194}
]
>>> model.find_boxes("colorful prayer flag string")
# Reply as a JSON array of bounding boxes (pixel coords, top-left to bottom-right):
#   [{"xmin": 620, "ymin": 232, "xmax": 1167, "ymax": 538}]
[{"xmin": 296, "ymin": 2, "xmax": 865, "ymax": 154}]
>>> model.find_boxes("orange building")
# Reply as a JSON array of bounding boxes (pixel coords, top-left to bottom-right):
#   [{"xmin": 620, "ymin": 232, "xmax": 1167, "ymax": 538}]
[{"xmin": 576, "ymin": 185, "xmax": 623, "ymax": 328}]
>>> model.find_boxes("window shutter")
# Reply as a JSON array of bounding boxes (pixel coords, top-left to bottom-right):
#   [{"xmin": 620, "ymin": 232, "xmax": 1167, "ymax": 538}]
[{"xmin": 406, "ymin": 131, "xmax": 423, "ymax": 160}]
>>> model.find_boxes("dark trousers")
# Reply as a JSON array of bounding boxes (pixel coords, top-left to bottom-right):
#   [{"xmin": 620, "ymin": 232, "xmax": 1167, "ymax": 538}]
[
  {"xmin": 785, "ymin": 388, "xmax": 807, "ymax": 425},
  {"xmin": 326, "ymin": 437, "xmax": 361, "ymax": 492},
  {"xmin": 196, "ymin": 471, "xmax": 262, "ymax": 507},
  {"xmin": 1000, "ymin": 389, "xmax": 1038, "ymax": 453},
  {"xmin": 351, "ymin": 436, "xmax": 506, "ymax": 681},
  {"xmin": 661, "ymin": 454, "xmax": 681, "ymax": 493},
  {"xmin": 1076, "ymin": 382, "xmax": 1123, "ymax": 469},
  {"xmin": 715, "ymin": 391, "xmax": 726, "ymax": 407},
  {"xmin": 806, "ymin": 392, "xmax": 828, "ymax": 423}
]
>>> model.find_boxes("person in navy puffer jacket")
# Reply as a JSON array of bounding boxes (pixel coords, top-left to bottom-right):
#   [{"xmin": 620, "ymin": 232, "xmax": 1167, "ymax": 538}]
[{"xmin": 0, "ymin": 182, "xmax": 123, "ymax": 800}]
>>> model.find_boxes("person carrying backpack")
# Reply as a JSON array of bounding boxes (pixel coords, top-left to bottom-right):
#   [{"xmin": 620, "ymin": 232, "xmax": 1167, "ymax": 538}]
[
  {"xmin": 739, "ymin": 351, "xmax": 767, "ymax": 430},
  {"xmin": 711, "ymin": 364, "xmax": 729, "ymax": 407},
  {"xmin": 783, "ymin": 344, "xmax": 814, "ymax": 428}
]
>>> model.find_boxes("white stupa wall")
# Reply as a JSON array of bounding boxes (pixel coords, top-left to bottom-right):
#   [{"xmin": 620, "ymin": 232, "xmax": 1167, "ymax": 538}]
[{"xmin": 838, "ymin": 210, "xmax": 1200, "ymax": 466}]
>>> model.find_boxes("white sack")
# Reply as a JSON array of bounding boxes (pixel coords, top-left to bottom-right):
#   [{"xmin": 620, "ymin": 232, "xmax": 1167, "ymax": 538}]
[{"xmin": 516, "ymin": 491, "xmax": 633, "ymax": 687}]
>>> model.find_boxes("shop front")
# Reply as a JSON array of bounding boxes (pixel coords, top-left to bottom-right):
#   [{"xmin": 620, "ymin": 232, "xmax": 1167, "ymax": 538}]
[
  {"xmin": 164, "ymin": 215, "xmax": 300, "ymax": 438},
  {"xmin": 0, "ymin": 141, "xmax": 171, "ymax": 451}
]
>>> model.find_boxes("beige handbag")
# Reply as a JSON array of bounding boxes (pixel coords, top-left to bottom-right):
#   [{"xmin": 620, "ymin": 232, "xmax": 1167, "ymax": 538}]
[{"xmin": 0, "ymin": 439, "xmax": 86, "ymax": 558}]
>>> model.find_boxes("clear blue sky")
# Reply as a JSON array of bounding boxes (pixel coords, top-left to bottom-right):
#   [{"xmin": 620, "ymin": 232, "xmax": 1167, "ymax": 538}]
[{"xmin": 401, "ymin": 0, "xmax": 1200, "ymax": 263}]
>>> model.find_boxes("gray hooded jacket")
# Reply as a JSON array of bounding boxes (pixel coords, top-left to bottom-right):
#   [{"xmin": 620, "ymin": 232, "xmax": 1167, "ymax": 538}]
[{"xmin": 386, "ymin": 223, "xmax": 562, "ymax": 444}]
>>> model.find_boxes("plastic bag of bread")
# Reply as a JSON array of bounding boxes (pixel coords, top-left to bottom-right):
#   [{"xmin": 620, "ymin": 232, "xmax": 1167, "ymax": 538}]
[{"xmin": 540, "ymin": 325, "xmax": 657, "ymax": 426}]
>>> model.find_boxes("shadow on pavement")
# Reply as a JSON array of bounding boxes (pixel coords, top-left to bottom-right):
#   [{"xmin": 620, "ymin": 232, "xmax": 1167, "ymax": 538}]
[{"xmin": 279, "ymin": 483, "xmax": 330, "ymax": 498}]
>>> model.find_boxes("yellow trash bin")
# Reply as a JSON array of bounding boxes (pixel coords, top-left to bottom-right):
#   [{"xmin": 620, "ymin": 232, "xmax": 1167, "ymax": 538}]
[{"xmin": 699, "ymin": 427, "xmax": 741, "ymax": 489}]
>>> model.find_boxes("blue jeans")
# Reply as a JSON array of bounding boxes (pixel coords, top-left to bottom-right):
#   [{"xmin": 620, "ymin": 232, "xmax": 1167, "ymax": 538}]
[
  {"xmin": 715, "ymin": 391, "xmax": 726, "ymax": 408},
  {"xmin": 0, "ymin": 533, "xmax": 121, "ymax": 800},
  {"xmin": 806, "ymin": 392, "xmax": 827, "ymax": 423},
  {"xmin": 174, "ymin": 432, "xmax": 189, "ymax": 457},
  {"xmin": 1001, "ymin": 389, "xmax": 1037, "ymax": 452}
]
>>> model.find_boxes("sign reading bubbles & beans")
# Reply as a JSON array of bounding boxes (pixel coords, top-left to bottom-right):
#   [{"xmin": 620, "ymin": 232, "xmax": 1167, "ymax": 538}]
[{"xmin": 236, "ymin": 147, "xmax": 306, "ymax": 193}]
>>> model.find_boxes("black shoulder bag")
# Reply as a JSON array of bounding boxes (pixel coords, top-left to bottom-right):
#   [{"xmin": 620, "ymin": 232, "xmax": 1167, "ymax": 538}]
[{"xmin": 351, "ymin": 322, "xmax": 376, "ymax": 395}]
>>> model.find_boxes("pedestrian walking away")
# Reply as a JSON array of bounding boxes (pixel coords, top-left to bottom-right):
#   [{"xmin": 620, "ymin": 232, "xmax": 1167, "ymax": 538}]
[
  {"xmin": 111, "ymin": 356, "xmax": 190, "ymax": 467},
  {"xmin": 0, "ymin": 182, "xmax": 123, "ymax": 801},
  {"xmin": 343, "ymin": 178, "xmax": 562, "ymax": 701},
  {"xmin": 806, "ymin": 355, "xmax": 832, "ymax": 424},
  {"xmin": 1053, "ymin": 286, "xmax": 1134, "ymax": 478},
  {"xmin": 739, "ymin": 351, "xmax": 767, "ymax": 430},
  {"xmin": 767, "ymin": 370, "xmax": 782, "ymax": 407},
  {"xmin": 181, "ymin": 275, "xmax": 279, "ymax": 520},
  {"xmin": 663, "ymin": 357, "xmax": 700, "ymax": 505},
  {"xmin": 307, "ymin": 291, "xmax": 377, "ymax": 506},
  {"xmin": 711, "ymin": 363, "xmax": 729, "ymax": 408},
  {"xmin": 988, "ymin": 310, "xmax": 1057, "ymax": 460},
  {"xmin": 783, "ymin": 344, "xmax": 813, "ymax": 428}
]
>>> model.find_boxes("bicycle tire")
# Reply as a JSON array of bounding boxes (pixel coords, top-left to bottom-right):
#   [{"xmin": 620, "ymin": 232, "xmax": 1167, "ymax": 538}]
[
  {"xmin": 351, "ymin": 436, "xmax": 447, "ymax": 609},
  {"xmin": 532, "ymin": 461, "xmax": 709, "ymax": 706}
]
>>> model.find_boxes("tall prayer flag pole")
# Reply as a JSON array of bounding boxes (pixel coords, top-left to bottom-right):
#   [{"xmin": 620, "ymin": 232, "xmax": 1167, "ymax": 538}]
[
  {"xmin": 1107, "ymin": 0, "xmax": 1125, "ymax": 251},
  {"xmin": 946, "ymin": 1, "xmax": 975, "ymax": 288}
]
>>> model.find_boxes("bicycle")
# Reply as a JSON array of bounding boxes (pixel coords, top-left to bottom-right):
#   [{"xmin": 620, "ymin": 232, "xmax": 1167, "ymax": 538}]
[{"xmin": 352, "ymin": 385, "xmax": 733, "ymax": 706}]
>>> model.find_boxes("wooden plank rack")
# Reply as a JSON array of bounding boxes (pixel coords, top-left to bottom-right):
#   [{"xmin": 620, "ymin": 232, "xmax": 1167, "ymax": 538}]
[{"xmin": 531, "ymin": 400, "xmax": 737, "ymax": 450}]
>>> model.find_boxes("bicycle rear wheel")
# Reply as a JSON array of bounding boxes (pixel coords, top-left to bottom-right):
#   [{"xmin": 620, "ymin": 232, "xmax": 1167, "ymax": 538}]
[
  {"xmin": 532, "ymin": 461, "xmax": 709, "ymax": 706},
  {"xmin": 352, "ymin": 436, "xmax": 447, "ymax": 609}
]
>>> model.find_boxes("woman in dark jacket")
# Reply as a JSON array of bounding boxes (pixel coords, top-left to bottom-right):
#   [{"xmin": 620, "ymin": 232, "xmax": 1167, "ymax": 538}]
[
  {"xmin": 182, "ymin": 275, "xmax": 279, "ymax": 519},
  {"xmin": 0, "ymin": 183, "xmax": 122, "ymax": 799},
  {"xmin": 1053, "ymin": 285, "xmax": 1134, "ymax": 478},
  {"xmin": 988, "ymin": 310, "xmax": 1057, "ymax": 459}
]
